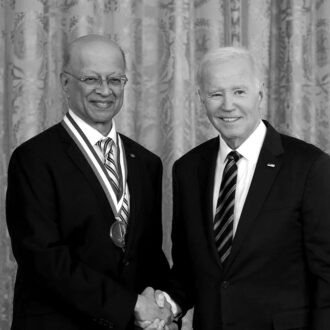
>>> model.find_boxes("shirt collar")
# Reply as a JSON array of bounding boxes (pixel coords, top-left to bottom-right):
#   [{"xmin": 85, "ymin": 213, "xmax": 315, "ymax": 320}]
[
  {"xmin": 219, "ymin": 120, "xmax": 266, "ymax": 164},
  {"xmin": 68, "ymin": 109, "xmax": 117, "ymax": 146}
]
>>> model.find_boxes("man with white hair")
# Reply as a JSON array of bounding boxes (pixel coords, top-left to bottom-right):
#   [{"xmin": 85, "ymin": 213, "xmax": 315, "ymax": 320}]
[{"xmin": 164, "ymin": 46, "xmax": 330, "ymax": 329}]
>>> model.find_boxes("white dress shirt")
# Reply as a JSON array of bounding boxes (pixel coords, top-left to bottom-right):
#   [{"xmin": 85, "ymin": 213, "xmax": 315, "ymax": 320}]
[
  {"xmin": 213, "ymin": 121, "xmax": 267, "ymax": 237},
  {"xmin": 68, "ymin": 109, "xmax": 118, "ymax": 161},
  {"xmin": 68, "ymin": 110, "xmax": 128, "ymax": 212}
]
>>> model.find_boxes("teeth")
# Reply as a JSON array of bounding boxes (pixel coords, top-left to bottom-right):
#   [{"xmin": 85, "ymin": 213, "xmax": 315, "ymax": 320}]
[
  {"xmin": 222, "ymin": 117, "xmax": 238, "ymax": 122},
  {"xmin": 94, "ymin": 102, "xmax": 111, "ymax": 108}
]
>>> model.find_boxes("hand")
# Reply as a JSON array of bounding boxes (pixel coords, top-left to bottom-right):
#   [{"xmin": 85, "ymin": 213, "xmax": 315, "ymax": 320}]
[
  {"xmin": 154, "ymin": 290, "xmax": 166, "ymax": 307},
  {"xmin": 154, "ymin": 291, "xmax": 180, "ymax": 330},
  {"xmin": 138, "ymin": 318, "xmax": 166, "ymax": 330},
  {"xmin": 134, "ymin": 287, "xmax": 173, "ymax": 328},
  {"xmin": 137, "ymin": 319, "xmax": 178, "ymax": 330},
  {"xmin": 136, "ymin": 291, "xmax": 168, "ymax": 330},
  {"xmin": 153, "ymin": 290, "xmax": 173, "ymax": 324},
  {"xmin": 155, "ymin": 290, "xmax": 182, "ymax": 319},
  {"xmin": 165, "ymin": 323, "xmax": 179, "ymax": 330}
]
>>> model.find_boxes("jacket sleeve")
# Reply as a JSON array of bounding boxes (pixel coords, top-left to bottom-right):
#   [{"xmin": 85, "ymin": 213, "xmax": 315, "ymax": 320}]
[
  {"xmin": 6, "ymin": 147, "xmax": 137, "ymax": 329},
  {"xmin": 302, "ymin": 152, "xmax": 330, "ymax": 329},
  {"xmin": 165, "ymin": 161, "xmax": 195, "ymax": 316},
  {"xmin": 135, "ymin": 156, "xmax": 170, "ymax": 292}
]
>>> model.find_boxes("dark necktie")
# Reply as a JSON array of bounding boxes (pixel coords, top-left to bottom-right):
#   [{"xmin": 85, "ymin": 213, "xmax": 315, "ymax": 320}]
[{"xmin": 214, "ymin": 151, "xmax": 240, "ymax": 263}]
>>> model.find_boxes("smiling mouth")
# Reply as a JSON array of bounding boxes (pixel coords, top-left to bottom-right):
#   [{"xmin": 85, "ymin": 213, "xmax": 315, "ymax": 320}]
[
  {"xmin": 91, "ymin": 101, "xmax": 114, "ymax": 109},
  {"xmin": 220, "ymin": 117, "xmax": 240, "ymax": 122}
]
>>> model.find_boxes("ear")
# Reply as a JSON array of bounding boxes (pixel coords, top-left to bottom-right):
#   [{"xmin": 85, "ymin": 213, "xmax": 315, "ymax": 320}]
[
  {"xmin": 258, "ymin": 82, "xmax": 264, "ymax": 102},
  {"xmin": 60, "ymin": 72, "xmax": 69, "ymax": 93},
  {"xmin": 198, "ymin": 89, "xmax": 205, "ymax": 105}
]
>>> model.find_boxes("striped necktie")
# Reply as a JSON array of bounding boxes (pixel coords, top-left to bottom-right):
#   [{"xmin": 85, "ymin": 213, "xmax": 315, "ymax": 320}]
[
  {"xmin": 214, "ymin": 151, "xmax": 240, "ymax": 264},
  {"xmin": 97, "ymin": 137, "xmax": 130, "ymax": 248},
  {"xmin": 96, "ymin": 137, "xmax": 123, "ymax": 200}
]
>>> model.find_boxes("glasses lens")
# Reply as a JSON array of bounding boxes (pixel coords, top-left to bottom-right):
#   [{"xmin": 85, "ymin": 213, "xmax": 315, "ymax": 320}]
[
  {"xmin": 83, "ymin": 77, "xmax": 100, "ymax": 85},
  {"xmin": 107, "ymin": 77, "xmax": 123, "ymax": 87}
]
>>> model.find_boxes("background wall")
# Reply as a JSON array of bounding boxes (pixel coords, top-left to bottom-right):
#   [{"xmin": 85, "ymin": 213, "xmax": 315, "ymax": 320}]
[{"xmin": 1, "ymin": 0, "xmax": 330, "ymax": 329}]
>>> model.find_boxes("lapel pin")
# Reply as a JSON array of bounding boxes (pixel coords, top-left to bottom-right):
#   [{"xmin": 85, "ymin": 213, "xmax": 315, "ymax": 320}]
[
  {"xmin": 267, "ymin": 163, "xmax": 275, "ymax": 168},
  {"xmin": 130, "ymin": 153, "xmax": 136, "ymax": 158}
]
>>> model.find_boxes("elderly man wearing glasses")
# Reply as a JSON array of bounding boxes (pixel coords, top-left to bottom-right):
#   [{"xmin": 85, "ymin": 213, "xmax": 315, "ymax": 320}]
[{"xmin": 6, "ymin": 34, "xmax": 173, "ymax": 330}]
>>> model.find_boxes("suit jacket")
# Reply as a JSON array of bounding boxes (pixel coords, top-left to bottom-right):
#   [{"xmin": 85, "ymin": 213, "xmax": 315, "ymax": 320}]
[
  {"xmin": 167, "ymin": 121, "xmax": 330, "ymax": 330},
  {"xmin": 6, "ymin": 122, "xmax": 170, "ymax": 330}
]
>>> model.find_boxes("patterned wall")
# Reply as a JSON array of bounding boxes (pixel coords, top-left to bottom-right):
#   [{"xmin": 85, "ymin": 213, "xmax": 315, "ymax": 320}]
[{"xmin": 1, "ymin": 1, "xmax": 330, "ymax": 329}]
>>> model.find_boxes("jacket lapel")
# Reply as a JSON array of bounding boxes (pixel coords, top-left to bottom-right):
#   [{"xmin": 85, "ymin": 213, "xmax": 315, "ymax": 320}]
[
  {"xmin": 198, "ymin": 137, "xmax": 224, "ymax": 269},
  {"xmin": 59, "ymin": 124, "xmax": 115, "ymax": 222},
  {"xmin": 225, "ymin": 122, "xmax": 284, "ymax": 270}
]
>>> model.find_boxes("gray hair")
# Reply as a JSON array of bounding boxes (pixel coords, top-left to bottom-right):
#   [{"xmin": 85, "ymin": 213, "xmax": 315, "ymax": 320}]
[{"xmin": 196, "ymin": 46, "xmax": 263, "ymax": 89}]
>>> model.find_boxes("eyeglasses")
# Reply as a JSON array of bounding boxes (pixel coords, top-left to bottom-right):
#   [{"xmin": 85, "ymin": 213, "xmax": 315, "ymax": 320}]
[{"xmin": 63, "ymin": 71, "xmax": 128, "ymax": 89}]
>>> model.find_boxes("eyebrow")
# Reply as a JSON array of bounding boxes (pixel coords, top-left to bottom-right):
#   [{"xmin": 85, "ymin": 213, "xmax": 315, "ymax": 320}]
[
  {"xmin": 81, "ymin": 71, "xmax": 125, "ymax": 76},
  {"xmin": 207, "ymin": 85, "xmax": 249, "ymax": 93}
]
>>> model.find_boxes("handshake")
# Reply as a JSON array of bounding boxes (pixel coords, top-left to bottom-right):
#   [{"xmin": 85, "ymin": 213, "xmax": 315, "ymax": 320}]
[{"xmin": 134, "ymin": 287, "xmax": 179, "ymax": 330}]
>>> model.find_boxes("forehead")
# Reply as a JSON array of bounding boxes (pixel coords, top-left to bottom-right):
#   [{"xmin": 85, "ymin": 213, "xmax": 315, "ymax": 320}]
[
  {"xmin": 201, "ymin": 57, "xmax": 256, "ymax": 89},
  {"xmin": 70, "ymin": 40, "xmax": 125, "ymax": 74}
]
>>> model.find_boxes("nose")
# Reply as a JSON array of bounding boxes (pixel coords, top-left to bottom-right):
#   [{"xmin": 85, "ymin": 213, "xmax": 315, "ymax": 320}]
[
  {"xmin": 223, "ymin": 93, "xmax": 234, "ymax": 111},
  {"xmin": 95, "ymin": 80, "xmax": 113, "ymax": 96}
]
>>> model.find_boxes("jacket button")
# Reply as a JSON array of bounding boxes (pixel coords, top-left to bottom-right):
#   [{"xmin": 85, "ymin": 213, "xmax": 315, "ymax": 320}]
[
  {"xmin": 123, "ymin": 259, "xmax": 130, "ymax": 267},
  {"xmin": 221, "ymin": 281, "xmax": 230, "ymax": 289}
]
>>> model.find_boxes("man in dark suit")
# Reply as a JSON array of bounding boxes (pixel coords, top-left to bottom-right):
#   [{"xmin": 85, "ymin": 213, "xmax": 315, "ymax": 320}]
[
  {"xmin": 6, "ymin": 34, "xmax": 172, "ymax": 330},
  {"xmin": 164, "ymin": 47, "xmax": 330, "ymax": 329}
]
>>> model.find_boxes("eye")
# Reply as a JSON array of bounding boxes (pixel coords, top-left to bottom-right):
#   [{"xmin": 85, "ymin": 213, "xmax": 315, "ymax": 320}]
[
  {"xmin": 107, "ymin": 77, "xmax": 122, "ymax": 86},
  {"xmin": 234, "ymin": 89, "xmax": 246, "ymax": 96},
  {"xmin": 208, "ymin": 92, "xmax": 223, "ymax": 99},
  {"xmin": 82, "ymin": 77, "xmax": 99, "ymax": 85}
]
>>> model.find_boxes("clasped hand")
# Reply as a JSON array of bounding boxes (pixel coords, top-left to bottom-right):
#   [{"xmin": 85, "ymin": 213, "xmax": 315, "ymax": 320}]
[{"xmin": 134, "ymin": 287, "xmax": 177, "ymax": 330}]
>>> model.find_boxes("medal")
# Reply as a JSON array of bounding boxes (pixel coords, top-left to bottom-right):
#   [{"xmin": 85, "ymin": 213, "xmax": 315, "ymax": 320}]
[{"xmin": 110, "ymin": 221, "xmax": 127, "ymax": 248}]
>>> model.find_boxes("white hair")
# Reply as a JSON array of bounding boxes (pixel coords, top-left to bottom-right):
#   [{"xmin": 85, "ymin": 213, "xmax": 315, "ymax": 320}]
[{"xmin": 196, "ymin": 46, "xmax": 263, "ymax": 89}]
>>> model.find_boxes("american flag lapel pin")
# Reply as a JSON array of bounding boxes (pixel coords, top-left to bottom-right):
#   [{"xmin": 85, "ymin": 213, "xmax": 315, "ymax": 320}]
[{"xmin": 267, "ymin": 163, "xmax": 275, "ymax": 168}]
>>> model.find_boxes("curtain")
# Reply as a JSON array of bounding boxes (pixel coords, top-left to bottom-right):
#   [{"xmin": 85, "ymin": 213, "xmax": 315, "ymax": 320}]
[{"xmin": 1, "ymin": 1, "xmax": 330, "ymax": 329}]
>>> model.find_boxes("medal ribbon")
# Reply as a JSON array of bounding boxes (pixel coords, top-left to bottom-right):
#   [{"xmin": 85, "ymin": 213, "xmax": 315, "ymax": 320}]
[{"xmin": 61, "ymin": 113, "xmax": 129, "ymax": 219}]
